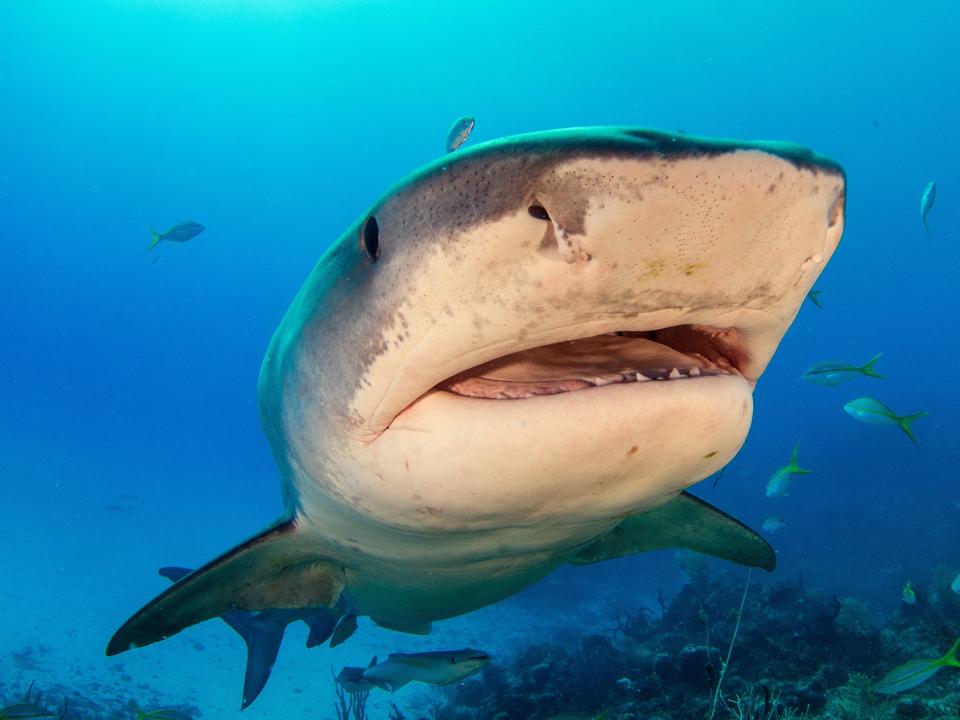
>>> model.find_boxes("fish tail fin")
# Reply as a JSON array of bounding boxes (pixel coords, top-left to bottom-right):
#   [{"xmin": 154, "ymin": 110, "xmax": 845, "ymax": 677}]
[
  {"xmin": 899, "ymin": 413, "xmax": 930, "ymax": 444},
  {"xmin": 789, "ymin": 443, "xmax": 812, "ymax": 474},
  {"xmin": 944, "ymin": 636, "xmax": 960, "ymax": 668},
  {"xmin": 860, "ymin": 353, "xmax": 885, "ymax": 379},
  {"xmin": 146, "ymin": 228, "xmax": 162, "ymax": 252},
  {"xmin": 923, "ymin": 218, "xmax": 932, "ymax": 236}
]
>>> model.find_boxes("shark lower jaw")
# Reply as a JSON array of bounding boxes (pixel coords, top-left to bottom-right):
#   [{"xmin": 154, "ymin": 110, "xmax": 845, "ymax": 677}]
[
  {"xmin": 357, "ymin": 371, "xmax": 753, "ymax": 531},
  {"xmin": 434, "ymin": 323, "xmax": 752, "ymax": 400}
]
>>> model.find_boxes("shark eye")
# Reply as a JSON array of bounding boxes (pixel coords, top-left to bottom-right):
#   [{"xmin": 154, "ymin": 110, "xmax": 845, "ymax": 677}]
[
  {"xmin": 361, "ymin": 215, "xmax": 380, "ymax": 262},
  {"xmin": 528, "ymin": 204, "xmax": 550, "ymax": 221}
]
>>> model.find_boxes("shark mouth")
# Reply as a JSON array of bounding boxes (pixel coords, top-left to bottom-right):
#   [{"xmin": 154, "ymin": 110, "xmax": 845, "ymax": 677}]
[{"xmin": 436, "ymin": 325, "xmax": 750, "ymax": 400}]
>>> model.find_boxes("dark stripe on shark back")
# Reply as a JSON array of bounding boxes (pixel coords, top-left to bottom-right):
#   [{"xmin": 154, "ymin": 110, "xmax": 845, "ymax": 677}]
[
  {"xmin": 347, "ymin": 126, "xmax": 845, "ymax": 274},
  {"xmin": 368, "ymin": 126, "xmax": 844, "ymax": 236},
  {"xmin": 376, "ymin": 126, "xmax": 843, "ymax": 209},
  {"xmin": 106, "ymin": 519, "xmax": 345, "ymax": 656}
]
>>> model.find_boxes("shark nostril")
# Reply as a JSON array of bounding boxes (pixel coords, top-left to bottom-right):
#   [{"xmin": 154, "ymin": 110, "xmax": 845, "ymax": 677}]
[{"xmin": 528, "ymin": 204, "xmax": 550, "ymax": 221}]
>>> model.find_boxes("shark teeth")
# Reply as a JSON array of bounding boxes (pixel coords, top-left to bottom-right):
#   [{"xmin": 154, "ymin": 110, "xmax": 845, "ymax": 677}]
[
  {"xmin": 437, "ymin": 331, "xmax": 744, "ymax": 400},
  {"xmin": 634, "ymin": 367, "xmax": 733, "ymax": 382},
  {"xmin": 443, "ymin": 365, "xmax": 736, "ymax": 399}
]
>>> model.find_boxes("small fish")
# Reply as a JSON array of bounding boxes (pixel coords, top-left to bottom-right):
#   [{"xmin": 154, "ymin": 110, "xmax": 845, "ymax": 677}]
[
  {"xmin": 761, "ymin": 516, "xmax": 787, "ymax": 533},
  {"xmin": 875, "ymin": 636, "xmax": 960, "ymax": 694},
  {"xmin": 801, "ymin": 354, "xmax": 884, "ymax": 386},
  {"xmin": 951, "ymin": 571, "xmax": 960, "ymax": 595},
  {"xmin": 147, "ymin": 221, "xmax": 205, "ymax": 252},
  {"xmin": 920, "ymin": 181, "xmax": 936, "ymax": 235},
  {"xmin": 765, "ymin": 443, "xmax": 811, "ymax": 498},
  {"xmin": 806, "ymin": 290, "xmax": 824, "ymax": 308},
  {"xmin": 136, "ymin": 709, "xmax": 193, "ymax": 720},
  {"xmin": 843, "ymin": 397, "xmax": 929, "ymax": 444},
  {"xmin": 337, "ymin": 649, "xmax": 489, "ymax": 693},
  {"xmin": 901, "ymin": 581, "xmax": 916, "ymax": 605},
  {"xmin": 445, "ymin": 116, "xmax": 475, "ymax": 153},
  {"xmin": 0, "ymin": 705, "xmax": 55, "ymax": 719}
]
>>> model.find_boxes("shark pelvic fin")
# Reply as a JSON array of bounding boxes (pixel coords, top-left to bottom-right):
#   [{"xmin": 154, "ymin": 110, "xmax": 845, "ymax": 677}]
[
  {"xmin": 107, "ymin": 519, "xmax": 345, "ymax": 656},
  {"xmin": 329, "ymin": 612, "xmax": 358, "ymax": 648},
  {"xmin": 569, "ymin": 491, "xmax": 776, "ymax": 571}
]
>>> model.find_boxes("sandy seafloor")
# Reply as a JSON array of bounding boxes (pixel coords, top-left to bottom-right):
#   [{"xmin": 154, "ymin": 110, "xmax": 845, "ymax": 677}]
[{"xmin": 0, "ymin": 433, "xmax": 644, "ymax": 718}]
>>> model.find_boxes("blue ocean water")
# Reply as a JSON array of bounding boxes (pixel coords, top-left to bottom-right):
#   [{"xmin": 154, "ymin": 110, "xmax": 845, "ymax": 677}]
[{"xmin": 1, "ymin": 1, "xmax": 958, "ymax": 718}]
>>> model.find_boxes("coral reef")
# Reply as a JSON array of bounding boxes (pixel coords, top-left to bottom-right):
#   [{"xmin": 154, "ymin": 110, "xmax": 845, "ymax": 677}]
[
  {"xmin": 3, "ymin": 567, "xmax": 959, "ymax": 719},
  {"xmin": 431, "ymin": 568, "xmax": 960, "ymax": 720}
]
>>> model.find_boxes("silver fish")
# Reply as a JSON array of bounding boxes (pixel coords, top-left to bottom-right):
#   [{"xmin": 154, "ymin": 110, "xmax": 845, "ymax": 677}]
[
  {"xmin": 762, "ymin": 516, "xmax": 787, "ymax": 533},
  {"xmin": 445, "ymin": 116, "xmax": 475, "ymax": 153},
  {"xmin": 920, "ymin": 181, "xmax": 936, "ymax": 235}
]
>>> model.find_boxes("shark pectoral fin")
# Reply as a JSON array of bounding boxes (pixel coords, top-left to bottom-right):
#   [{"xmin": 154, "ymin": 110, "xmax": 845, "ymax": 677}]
[
  {"xmin": 107, "ymin": 519, "xmax": 345, "ymax": 656},
  {"xmin": 569, "ymin": 491, "xmax": 776, "ymax": 571},
  {"xmin": 371, "ymin": 617, "xmax": 433, "ymax": 635},
  {"xmin": 303, "ymin": 608, "xmax": 339, "ymax": 648}
]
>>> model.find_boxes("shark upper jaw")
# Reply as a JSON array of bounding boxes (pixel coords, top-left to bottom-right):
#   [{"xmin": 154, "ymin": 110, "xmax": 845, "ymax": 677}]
[
  {"xmin": 434, "ymin": 323, "xmax": 750, "ymax": 400},
  {"xmin": 369, "ymin": 305, "xmax": 771, "ymax": 447}
]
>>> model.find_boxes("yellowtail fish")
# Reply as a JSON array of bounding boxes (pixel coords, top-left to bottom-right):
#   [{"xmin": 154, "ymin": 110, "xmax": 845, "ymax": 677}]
[
  {"xmin": 445, "ymin": 116, "xmax": 475, "ymax": 153},
  {"xmin": 843, "ymin": 397, "xmax": 929, "ymax": 444},
  {"xmin": 920, "ymin": 180, "xmax": 936, "ymax": 235},
  {"xmin": 801, "ymin": 354, "xmax": 883, "ymax": 386},
  {"xmin": 901, "ymin": 581, "xmax": 916, "ymax": 605},
  {"xmin": 761, "ymin": 516, "xmax": 787, "ymax": 533},
  {"xmin": 147, "ymin": 221, "xmax": 204, "ymax": 252},
  {"xmin": 875, "ymin": 636, "xmax": 960, "ymax": 694},
  {"xmin": 765, "ymin": 444, "xmax": 811, "ymax": 498}
]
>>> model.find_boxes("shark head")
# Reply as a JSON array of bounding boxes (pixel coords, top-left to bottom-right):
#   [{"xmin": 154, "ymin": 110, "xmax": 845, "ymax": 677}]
[{"xmin": 259, "ymin": 127, "xmax": 844, "ymax": 545}]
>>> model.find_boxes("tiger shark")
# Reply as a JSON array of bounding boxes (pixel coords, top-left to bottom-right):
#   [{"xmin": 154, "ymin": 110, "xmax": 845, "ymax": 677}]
[{"xmin": 108, "ymin": 127, "xmax": 845, "ymax": 687}]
